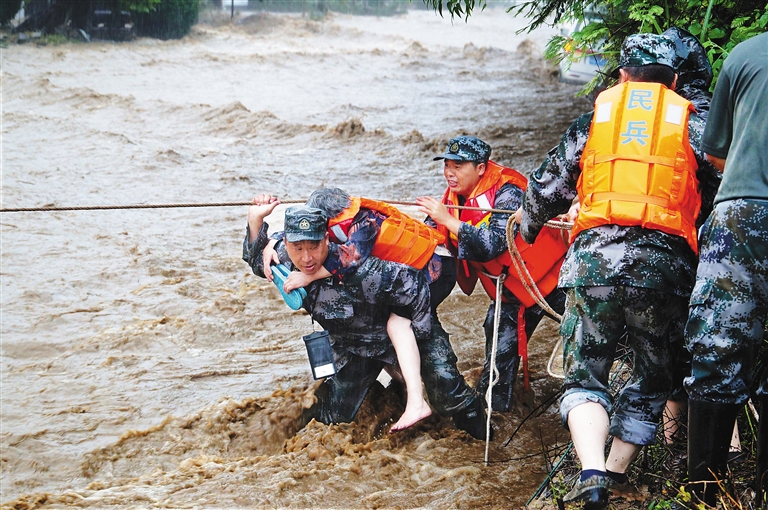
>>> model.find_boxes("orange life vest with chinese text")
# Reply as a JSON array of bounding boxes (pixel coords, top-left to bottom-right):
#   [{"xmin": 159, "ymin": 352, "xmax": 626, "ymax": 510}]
[{"xmin": 575, "ymin": 82, "xmax": 701, "ymax": 253}]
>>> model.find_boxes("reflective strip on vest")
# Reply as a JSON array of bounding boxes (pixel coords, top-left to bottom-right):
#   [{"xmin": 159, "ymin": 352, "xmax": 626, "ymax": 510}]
[
  {"xmin": 575, "ymin": 82, "xmax": 701, "ymax": 254},
  {"xmin": 443, "ymin": 161, "xmax": 568, "ymax": 306}
]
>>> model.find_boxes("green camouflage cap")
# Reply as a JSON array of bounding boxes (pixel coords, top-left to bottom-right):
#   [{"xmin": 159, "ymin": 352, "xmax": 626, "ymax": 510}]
[
  {"xmin": 610, "ymin": 33, "xmax": 677, "ymax": 78},
  {"xmin": 433, "ymin": 136, "xmax": 491, "ymax": 163},
  {"xmin": 284, "ymin": 205, "xmax": 328, "ymax": 242}
]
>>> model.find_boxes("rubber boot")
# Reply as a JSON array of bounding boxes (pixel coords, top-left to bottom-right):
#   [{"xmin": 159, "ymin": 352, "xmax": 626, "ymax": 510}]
[
  {"xmin": 452, "ymin": 395, "xmax": 493, "ymax": 441},
  {"xmin": 756, "ymin": 395, "xmax": 768, "ymax": 508},
  {"xmin": 687, "ymin": 399, "xmax": 739, "ymax": 506}
]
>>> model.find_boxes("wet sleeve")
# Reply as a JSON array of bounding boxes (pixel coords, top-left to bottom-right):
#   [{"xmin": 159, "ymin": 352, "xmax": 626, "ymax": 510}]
[
  {"xmin": 242, "ymin": 223, "xmax": 292, "ymax": 278},
  {"xmin": 322, "ymin": 211, "xmax": 380, "ymax": 279},
  {"xmin": 456, "ymin": 184, "xmax": 523, "ymax": 262},
  {"xmin": 519, "ymin": 113, "xmax": 590, "ymax": 244}
]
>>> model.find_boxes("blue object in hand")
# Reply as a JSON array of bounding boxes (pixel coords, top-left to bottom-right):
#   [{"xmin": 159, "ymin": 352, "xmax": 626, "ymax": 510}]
[{"xmin": 271, "ymin": 263, "xmax": 307, "ymax": 310}]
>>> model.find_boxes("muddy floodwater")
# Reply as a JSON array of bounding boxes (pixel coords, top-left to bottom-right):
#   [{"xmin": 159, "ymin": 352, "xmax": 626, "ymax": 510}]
[{"xmin": 1, "ymin": 7, "xmax": 591, "ymax": 508}]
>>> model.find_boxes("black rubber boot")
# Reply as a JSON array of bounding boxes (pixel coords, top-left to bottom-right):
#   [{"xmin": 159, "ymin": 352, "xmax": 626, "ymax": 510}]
[
  {"xmin": 452, "ymin": 395, "xmax": 493, "ymax": 441},
  {"xmin": 756, "ymin": 396, "xmax": 768, "ymax": 508},
  {"xmin": 687, "ymin": 399, "xmax": 739, "ymax": 506}
]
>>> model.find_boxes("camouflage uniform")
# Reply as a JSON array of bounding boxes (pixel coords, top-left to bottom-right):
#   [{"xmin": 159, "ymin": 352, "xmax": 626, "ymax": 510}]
[
  {"xmin": 243, "ymin": 222, "xmax": 480, "ymax": 425},
  {"xmin": 519, "ymin": 34, "xmax": 721, "ymax": 445},
  {"xmin": 661, "ymin": 27, "xmax": 718, "ymax": 402},
  {"xmin": 427, "ymin": 170, "xmax": 566, "ymax": 413},
  {"xmin": 684, "ymin": 200, "xmax": 768, "ymax": 403},
  {"xmin": 685, "ymin": 32, "xmax": 768, "ymax": 405}
]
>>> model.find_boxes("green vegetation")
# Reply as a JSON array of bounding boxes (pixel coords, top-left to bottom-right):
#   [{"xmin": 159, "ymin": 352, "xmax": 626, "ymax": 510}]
[
  {"xmin": 134, "ymin": 0, "xmax": 199, "ymax": 39},
  {"xmin": 421, "ymin": 0, "xmax": 768, "ymax": 89}
]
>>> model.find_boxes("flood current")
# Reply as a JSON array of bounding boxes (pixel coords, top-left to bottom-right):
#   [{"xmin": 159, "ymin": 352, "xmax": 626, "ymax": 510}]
[{"xmin": 2, "ymin": 7, "xmax": 591, "ymax": 508}]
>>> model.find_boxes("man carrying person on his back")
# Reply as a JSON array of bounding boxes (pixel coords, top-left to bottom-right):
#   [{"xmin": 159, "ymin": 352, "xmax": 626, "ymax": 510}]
[
  {"xmin": 516, "ymin": 33, "xmax": 721, "ymax": 508},
  {"xmin": 243, "ymin": 195, "xmax": 489, "ymax": 439},
  {"xmin": 416, "ymin": 136, "xmax": 569, "ymax": 414}
]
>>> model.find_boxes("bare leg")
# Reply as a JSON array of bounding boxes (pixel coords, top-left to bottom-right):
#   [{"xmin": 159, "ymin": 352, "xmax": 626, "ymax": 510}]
[
  {"xmin": 730, "ymin": 422, "xmax": 742, "ymax": 456},
  {"xmin": 568, "ymin": 401, "xmax": 610, "ymax": 471},
  {"xmin": 387, "ymin": 314, "xmax": 432, "ymax": 431},
  {"xmin": 606, "ymin": 436, "xmax": 642, "ymax": 474}
]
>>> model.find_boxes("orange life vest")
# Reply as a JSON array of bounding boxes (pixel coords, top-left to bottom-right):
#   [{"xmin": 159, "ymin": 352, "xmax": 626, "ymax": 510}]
[
  {"xmin": 576, "ymin": 82, "xmax": 701, "ymax": 253},
  {"xmin": 441, "ymin": 161, "xmax": 569, "ymax": 308},
  {"xmin": 327, "ymin": 197, "xmax": 445, "ymax": 270}
]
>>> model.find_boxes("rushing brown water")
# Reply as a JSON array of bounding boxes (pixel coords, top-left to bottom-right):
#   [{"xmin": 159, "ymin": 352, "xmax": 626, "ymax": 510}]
[{"xmin": 1, "ymin": 7, "xmax": 591, "ymax": 508}]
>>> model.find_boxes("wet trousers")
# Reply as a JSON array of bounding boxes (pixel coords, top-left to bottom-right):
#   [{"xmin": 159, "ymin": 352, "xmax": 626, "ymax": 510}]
[
  {"xmin": 559, "ymin": 285, "xmax": 688, "ymax": 445},
  {"xmin": 478, "ymin": 289, "xmax": 566, "ymax": 412},
  {"xmin": 685, "ymin": 199, "xmax": 768, "ymax": 403}
]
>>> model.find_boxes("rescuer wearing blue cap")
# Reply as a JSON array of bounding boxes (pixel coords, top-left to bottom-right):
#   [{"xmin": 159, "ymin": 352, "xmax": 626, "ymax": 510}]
[{"xmin": 516, "ymin": 32, "xmax": 722, "ymax": 508}]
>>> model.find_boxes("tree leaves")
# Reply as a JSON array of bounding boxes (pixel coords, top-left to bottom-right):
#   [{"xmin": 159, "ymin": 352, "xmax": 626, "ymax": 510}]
[{"xmin": 420, "ymin": 0, "xmax": 768, "ymax": 91}]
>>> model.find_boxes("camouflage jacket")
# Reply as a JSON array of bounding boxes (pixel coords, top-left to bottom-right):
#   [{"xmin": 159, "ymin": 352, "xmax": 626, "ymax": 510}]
[
  {"xmin": 519, "ymin": 106, "xmax": 721, "ymax": 297},
  {"xmin": 426, "ymin": 183, "xmax": 525, "ymax": 303},
  {"xmin": 243, "ymin": 223, "xmax": 431, "ymax": 363}
]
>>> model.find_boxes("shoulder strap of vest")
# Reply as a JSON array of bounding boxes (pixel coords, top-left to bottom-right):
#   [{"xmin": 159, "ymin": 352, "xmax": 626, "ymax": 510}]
[
  {"xmin": 443, "ymin": 160, "xmax": 528, "ymax": 209},
  {"xmin": 327, "ymin": 197, "xmax": 362, "ymax": 227},
  {"xmin": 489, "ymin": 160, "xmax": 528, "ymax": 192},
  {"xmin": 327, "ymin": 197, "xmax": 362, "ymax": 243},
  {"xmin": 358, "ymin": 197, "xmax": 401, "ymax": 218}
]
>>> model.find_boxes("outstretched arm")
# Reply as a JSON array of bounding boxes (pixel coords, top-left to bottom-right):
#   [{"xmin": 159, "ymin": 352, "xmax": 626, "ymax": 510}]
[
  {"xmin": 416, "ymin": 197, "xmax": 463, "ymax": 237},
  {"xmin": 247, "ymin": 194, "xmax": 281, "ymax": 242}
]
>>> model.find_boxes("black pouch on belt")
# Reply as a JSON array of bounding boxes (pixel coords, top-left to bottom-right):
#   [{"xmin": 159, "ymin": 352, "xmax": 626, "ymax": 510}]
[{"xmin": 302, "ymin": 330, "xmax": 336, "ymax": 379}]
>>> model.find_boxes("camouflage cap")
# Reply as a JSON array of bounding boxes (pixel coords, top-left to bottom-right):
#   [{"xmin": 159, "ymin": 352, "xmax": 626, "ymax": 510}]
[
  {"xmin": 662, "ymin": 27, "xmax": 713, "ymax": 89},
  {"xmin": 610, "ymin": 33, "xmax": 677, "ymax": 78},
  {"xmin": 284, "ymin": 205, "xmax": 327, "ymax": 243},
  {"xmin": 433, "ymin": 136, "xmax": 491, "ymax": 163}
]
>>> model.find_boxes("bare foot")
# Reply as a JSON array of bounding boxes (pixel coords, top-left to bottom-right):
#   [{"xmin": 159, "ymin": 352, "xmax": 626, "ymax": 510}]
[{"xmin": 390, "ymin": 399, "xmax": 432, "ymax": 432}]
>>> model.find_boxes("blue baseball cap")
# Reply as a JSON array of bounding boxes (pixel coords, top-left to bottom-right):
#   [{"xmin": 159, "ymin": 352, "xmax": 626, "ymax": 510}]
[{"xmin": 284, "ymin": 206, "xmax": 327, "ymax": 242}]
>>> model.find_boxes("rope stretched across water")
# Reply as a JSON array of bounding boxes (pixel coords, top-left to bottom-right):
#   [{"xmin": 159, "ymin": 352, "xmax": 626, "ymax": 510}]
[
  {"xmin": 0, "ymin": 198, "xmax": 559, "ymax": 218},
  {"xmin": 0, "ymin": 198, "xmax": 573, "ymax": 231}
]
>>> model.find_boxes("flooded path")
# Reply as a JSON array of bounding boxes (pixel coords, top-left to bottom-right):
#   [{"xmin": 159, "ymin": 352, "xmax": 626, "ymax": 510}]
[{"xmin": 2, "ymin": 7, "xmax": 590, "ymax": 508}]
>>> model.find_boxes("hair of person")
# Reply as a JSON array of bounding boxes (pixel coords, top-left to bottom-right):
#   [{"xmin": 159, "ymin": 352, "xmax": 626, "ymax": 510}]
[
  {"xmin": 306, "ymin": 188, "xmax": 351, "ymax": 218},
  {"xmin": 624, "ymin": 64, "xmax": 676, "ymax": 88}
]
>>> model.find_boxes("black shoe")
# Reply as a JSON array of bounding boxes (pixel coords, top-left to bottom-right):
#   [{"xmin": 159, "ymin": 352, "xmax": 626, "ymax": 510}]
[
  {"xmin": 563, "ymin": 474, "xmax": 608, "ymax": 510},
  {"xmin": 452, "ymin": 398, "xmax": 493, "ymax": 441}
]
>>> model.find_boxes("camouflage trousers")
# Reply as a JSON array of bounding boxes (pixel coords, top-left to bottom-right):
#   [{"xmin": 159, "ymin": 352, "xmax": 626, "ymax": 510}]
[
  {"xmin": 477, "ymin": 289, "xmax": 567, "ymax": 412},
  {"xmin": 684, "ymin": 199, "xmax": 768, "ymax": 404},
  {"xmin": 559, "ymin": 285, "xmax": 688, "ymax": 445},
  {"xmin": 314, "ymin": 311, "xmax": 479, "ymax": 424}
]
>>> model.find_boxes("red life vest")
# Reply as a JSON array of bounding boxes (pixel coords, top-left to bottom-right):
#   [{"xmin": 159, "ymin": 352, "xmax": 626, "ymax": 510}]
[
  {"xmin": 441, "ymin": 161, "xmax": 569, "ymax": 308},
  {"xmin": 327, "ymin": 197, "xmax": 445, "ymax": 270}
]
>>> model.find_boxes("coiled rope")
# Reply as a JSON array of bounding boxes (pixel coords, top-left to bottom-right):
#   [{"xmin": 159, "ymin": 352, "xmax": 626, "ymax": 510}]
[{"xmin": 504, "ymin": 216, "xmax": 572, "ymax": 381}]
